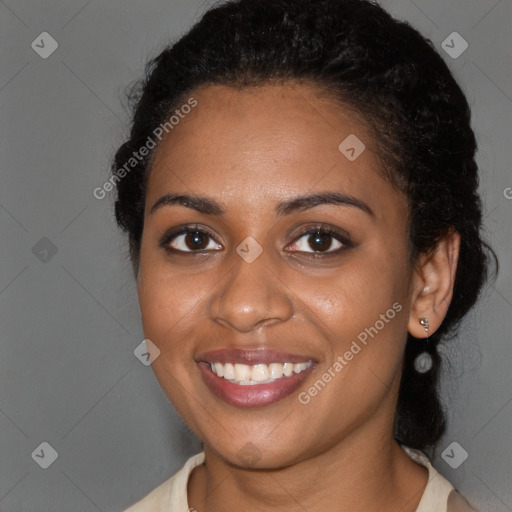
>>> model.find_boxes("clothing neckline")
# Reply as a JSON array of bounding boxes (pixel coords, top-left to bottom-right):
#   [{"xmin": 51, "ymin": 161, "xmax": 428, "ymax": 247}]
[
  {"xmin": 124, "ymin": 444, "xmax": 457, "ymax": 511},
  {"xmin": 400, "ymin": 445, "xmax": 455, "ymax": 512},
  {"xmin": 177, "ymin": 446, "xmax": 454, "ymax": 511}
]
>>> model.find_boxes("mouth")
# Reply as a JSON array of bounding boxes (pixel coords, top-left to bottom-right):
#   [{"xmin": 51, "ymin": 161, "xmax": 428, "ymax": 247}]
[
  {"xmin": 208, "ymin": 360, "xmax": 313, "ymax": 385},
  {"xmin": 196, "ymin": 348, "xmax": 317, "ymax": 407}
]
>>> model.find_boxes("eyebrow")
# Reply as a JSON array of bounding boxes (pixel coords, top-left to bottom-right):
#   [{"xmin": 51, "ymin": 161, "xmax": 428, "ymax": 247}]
[
  {"xmin": 276, "ymin": 191, "xmax": 373, "ymax": 216},
  {"xmin": 149, "ymin": 191, "xmax": 374, "ymax": 217}
]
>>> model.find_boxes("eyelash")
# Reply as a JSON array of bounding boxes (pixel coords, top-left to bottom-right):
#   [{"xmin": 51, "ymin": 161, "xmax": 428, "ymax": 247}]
[
  {"xmin": 160, "ymin": 223, "xmax": 353, "ymax": 257},
  {"xmin": 287, "ymin": 225, "xmax": 353, "ymax": 256}
]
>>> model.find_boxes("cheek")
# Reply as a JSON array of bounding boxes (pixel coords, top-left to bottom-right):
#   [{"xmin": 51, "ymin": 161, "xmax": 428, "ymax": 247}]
[
  {"xmin": 296, "ymin": 251, "xmax": 410, "ymax": 365},
  {"xmin": 299, "ymin": 257, "xmax": 392, "ymax": 322},
  {"xmin": 136, "ymin": 265, "xmax": 201, "ymax": 405},
  {"xmin": 136, "ymin": 256, "xmax": 197, "ymax": 347}
]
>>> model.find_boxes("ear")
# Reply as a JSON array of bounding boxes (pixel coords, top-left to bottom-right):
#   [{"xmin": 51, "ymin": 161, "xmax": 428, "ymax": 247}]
[{"xmin": 408, "ymin": 229, "xmax": 461, "ymax": 338}]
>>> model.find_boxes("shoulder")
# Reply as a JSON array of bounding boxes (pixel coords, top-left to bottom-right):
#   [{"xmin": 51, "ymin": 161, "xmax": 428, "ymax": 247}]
[
  {"xmin": 400, "ymin": 445, "xmax": 478, "ymax": 512},
  {"xmin": 447, "ymin": 489, "xmax": 479, "ymax": 512},
  {"xmin": 123, "ymin": 451, "xmax": 205, "ymax": 512}
]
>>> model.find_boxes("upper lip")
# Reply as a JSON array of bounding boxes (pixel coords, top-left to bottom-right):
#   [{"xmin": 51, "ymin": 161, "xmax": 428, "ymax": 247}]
[{"xmin": 195, "ymin": 347, "xmax": 317, "ymax": 365}]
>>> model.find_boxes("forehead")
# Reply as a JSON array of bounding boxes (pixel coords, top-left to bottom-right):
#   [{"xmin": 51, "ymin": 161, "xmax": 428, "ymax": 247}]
[{"xmin": 145, "ymin": 83, "xmax": 405, "ymax": 220}]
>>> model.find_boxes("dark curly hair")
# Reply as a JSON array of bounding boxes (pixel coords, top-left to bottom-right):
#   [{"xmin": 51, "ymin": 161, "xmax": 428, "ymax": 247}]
[{"xmin": 111, "ymin": 0, "xmax": 497, "ymax": 452}]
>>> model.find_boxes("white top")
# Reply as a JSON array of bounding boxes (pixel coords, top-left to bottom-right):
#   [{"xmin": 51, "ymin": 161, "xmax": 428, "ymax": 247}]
[{"xmin": 124, "ymin": 445, "xmax": 477, "ymax": 511}]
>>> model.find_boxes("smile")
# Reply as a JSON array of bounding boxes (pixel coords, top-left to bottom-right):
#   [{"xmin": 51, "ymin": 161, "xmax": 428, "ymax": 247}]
[{"xmin": 209, "ymin": 361, "xmax": 314, "ymax": 385}]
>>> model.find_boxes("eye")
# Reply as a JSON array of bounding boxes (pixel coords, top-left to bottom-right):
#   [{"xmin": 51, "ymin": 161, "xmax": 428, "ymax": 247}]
[
  {"xmin": 287, "ymin": 225, "xmax": 352, "ymax": 255},
  {"xmin": 160, "ymin": 225, "xmax": 222, "ymax": 253}
]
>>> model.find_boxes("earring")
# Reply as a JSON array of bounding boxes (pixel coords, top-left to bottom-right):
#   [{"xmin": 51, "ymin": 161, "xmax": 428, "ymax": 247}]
[{"xmin": 414, "ymin": 317, "xmax": 433, "ymax": 373}]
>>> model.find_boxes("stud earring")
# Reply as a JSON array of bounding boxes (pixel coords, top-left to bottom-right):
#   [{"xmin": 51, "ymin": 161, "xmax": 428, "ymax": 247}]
[
  {"xmin": 414, "ymin": 317, "xmax": 433, "ymax": 373},
  {"xmin": 419, "ymin": 317, "xmax": 429, "ymax": 334}
]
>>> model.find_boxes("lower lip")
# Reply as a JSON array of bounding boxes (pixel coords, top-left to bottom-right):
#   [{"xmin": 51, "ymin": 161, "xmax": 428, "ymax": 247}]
[{"xmin": 197, "ymin": 362, "xmax": 316, "ymax": 408}]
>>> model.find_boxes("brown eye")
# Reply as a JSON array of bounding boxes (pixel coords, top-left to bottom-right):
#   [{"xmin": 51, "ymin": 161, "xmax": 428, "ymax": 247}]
[
  {"xmin": 161, "ymin": 226, "xmax": 222, "ymax": 253},
  {"xmin": 306, "ymin": 231, "xmax": 339, "ymax": 252},
  {"xmin": 183, "ymin": 231, "xmax": 210, "ymax": 250},
  {"xmin": 287, "ymin": 226, "xmax": 351, "ymax": 255}
]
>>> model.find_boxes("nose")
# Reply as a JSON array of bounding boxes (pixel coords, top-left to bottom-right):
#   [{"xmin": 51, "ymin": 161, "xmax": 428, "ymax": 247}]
[{"xmin": 208, "ymin": 247, "xmax": 294, "ymax": 333}]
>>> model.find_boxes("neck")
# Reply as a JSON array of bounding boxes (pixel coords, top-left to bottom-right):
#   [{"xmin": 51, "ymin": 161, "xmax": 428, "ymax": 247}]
[{"xmin": 188, "ymin": 418, "xmax": 429, "ymax": 512}]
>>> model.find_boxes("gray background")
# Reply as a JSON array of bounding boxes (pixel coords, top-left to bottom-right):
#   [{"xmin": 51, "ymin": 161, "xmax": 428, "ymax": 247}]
[{"xmin": 0, "ymin": 0, "xmax": 510, "ymax": 511}]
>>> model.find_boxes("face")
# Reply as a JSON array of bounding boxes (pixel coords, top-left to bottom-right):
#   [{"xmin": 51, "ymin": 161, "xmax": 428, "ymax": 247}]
[{"xmin": 137, "ymin": 83, "xmax": 415, "ymax": 468}]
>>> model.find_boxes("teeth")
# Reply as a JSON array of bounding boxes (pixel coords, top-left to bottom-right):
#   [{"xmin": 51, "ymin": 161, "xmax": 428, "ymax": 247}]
[
  {"xmin": 209, "ymin": 361, "xmax": 313, "ymax": 385},
  {"xmin": 223, "ymin": 363, "xmax": 235, "ymax": 380},
  {"xmin": 294, "ymin": 362, "xmax": 310, "ymax": 373},
  {"xmin": 251, "ymin": 364, "xmax": 269, "ymax": 382},
  {"xmin": 269, "ymin": 363, "xmax": 283, "ymax": 379},
  {"xmin": 283, "ymin": 362, "xmax": 294, "ymax": 376},
  {"xmin": 214, "ymin": 362, "xmax": 224, "ymax": 377},
  {"xmin": 234, "ymin": 363, "xmax": 251, "ymax": 381}
]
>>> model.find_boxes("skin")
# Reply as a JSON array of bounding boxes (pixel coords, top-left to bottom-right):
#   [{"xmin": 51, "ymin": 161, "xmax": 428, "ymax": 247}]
[{"xmin": 136, "ymin": 83, "xmax": 460, "ymax": 512}]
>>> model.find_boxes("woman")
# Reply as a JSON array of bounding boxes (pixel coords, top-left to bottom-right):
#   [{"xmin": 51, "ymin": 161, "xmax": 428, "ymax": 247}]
[{"xmin": 114, "ymin": 0, "xmax": 497, "ymax": 510}]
